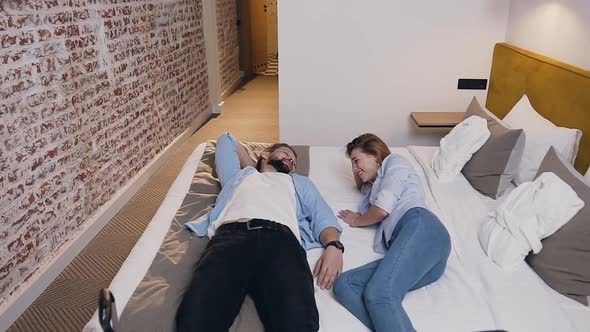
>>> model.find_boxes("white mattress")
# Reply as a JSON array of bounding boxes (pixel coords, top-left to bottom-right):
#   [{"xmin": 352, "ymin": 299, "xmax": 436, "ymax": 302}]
[{"xmin": 84, "ymin": 144, "xmax": 590, "ymax": 332}]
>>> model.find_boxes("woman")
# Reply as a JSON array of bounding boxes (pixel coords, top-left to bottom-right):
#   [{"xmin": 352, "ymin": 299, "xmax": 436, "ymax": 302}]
[{"xmin": 334, "ymin": 133, "xmax": 451, "ymax": 332}]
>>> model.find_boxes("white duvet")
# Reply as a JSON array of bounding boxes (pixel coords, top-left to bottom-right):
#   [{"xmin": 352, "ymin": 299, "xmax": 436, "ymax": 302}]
[{"xmin": 84, "ymin": 144, "xmax": 590, "ymax": 332}]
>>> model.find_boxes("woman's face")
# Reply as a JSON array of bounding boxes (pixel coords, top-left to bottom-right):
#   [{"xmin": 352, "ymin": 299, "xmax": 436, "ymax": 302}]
[{"xmin": 349, "ymin": 148, "xmax": 380, "ymax": 183}]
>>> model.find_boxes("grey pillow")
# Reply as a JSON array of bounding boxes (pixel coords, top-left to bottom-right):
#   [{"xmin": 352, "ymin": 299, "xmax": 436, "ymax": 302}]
[
  {"xmin": 461, "ymin": 97, "xmax": 526, "ymax": 198},
  {"xmin": 526, "ymin": 147, "xmax": 590, "ymax": 305}
]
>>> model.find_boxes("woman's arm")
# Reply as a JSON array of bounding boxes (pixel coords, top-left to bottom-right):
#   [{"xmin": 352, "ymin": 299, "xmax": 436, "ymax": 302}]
[{"xmin": 338, "ymin": 205, "xmax": 389, "ymax": 227}]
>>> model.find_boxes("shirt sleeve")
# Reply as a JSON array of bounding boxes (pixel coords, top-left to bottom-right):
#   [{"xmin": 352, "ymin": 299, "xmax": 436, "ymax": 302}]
[
  {"xmin": 298, "ymin": 176, "xmax": 342, "ymax": 241},
  {"xmin": 215, "ymin": 132, "xmax": 241, "ymax": 188},
  {"xmin": 372, "ymin": 161, "xmax": 405, "ymax": 215},
  {"xmin": 359, "ymin": 183, "xmax": 372, "ymax": 215}
]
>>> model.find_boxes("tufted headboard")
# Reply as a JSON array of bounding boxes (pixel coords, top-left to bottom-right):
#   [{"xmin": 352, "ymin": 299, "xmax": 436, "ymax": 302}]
[{"xmin": 486, "ymin": 43, "xmax": 590, "ymax": 173}]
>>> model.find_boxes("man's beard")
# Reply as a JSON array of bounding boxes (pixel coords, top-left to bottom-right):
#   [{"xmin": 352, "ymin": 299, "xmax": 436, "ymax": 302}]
[{"xmin": 267, "ymin": 158, "xmax": 291, "ymax": 174}]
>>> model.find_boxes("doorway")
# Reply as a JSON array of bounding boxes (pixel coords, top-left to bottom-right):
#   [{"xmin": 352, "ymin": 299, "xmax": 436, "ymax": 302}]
[{"xmin": 237, "ymin": 0, "xmax": 279, "ymax": 78}]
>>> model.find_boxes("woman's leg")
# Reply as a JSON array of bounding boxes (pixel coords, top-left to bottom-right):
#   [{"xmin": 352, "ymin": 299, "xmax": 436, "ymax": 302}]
[
  {"xmin": 333, "ymin": 259, "xmax": 381, "ymax": 330},
  {"xmin": 363, "ymin": 208, "xmax": 451, "ymax": 332},
  {"xmin": 410, "ymin": 258, "xmax": 448, "ymax": 291}
]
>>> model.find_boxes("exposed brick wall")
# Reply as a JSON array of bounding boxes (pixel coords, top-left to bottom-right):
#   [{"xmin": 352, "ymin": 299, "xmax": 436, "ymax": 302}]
[
  {"xmin": 0, "ymin": 0, "xmax": 209, "ymax": 305},
  {"xmin": 216, "ymin": 0, "xmax": 240, "ymax": 94}
]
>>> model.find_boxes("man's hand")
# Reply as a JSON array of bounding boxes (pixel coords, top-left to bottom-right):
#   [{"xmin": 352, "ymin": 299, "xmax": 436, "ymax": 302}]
[
  {"xmin": 338, "ymin": 209, "xmax": 360, "ymax": 227},
  {"xmin": 313, "ymin": 246, "xmax": 343, "ymax": 290}
]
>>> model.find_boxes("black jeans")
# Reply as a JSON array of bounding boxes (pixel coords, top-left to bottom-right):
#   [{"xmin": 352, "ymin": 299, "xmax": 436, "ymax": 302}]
[{"xmin": 175, "ymin": 220, "xmax": 319, "ymax": 332}]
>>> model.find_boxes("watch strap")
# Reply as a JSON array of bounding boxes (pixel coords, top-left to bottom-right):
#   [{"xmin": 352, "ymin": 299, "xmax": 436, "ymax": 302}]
[{"xmin": 325, "ymin": 240, "xmax": 344, "ymax": 253}]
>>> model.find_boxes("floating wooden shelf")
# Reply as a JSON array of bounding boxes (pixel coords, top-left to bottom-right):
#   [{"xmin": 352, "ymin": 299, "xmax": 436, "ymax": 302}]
[{"xmin": 410, "ymin": 112, "xmax": 465, "ymax": 128}]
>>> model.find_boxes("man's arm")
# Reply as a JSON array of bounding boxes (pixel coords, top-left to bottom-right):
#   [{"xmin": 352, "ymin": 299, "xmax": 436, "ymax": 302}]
[
  {"xmin": 236, "ymin": 142, "xmax": 256, "ymax": 169},
  {"xmin": 300, "ymin": 177, "xmax": 343, "ymax": 241},
  {"xmin": 215, "ymin": 133, "xmax": 243, "ymax": 187},
  {"xmin": 314, "ymin": 226, "xmax": 343, "ymax": 290},
  {"xmin": 319, "ymin": 227, "xmax": 341, "ymax": 245},
  {"xmin": 299, "ymin": 177, "xmax": 344, "ymax": 290}
]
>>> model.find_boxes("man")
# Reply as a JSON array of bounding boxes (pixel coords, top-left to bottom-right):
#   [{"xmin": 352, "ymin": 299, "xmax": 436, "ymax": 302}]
[{"xmin": 176, "ymin": 132, "xmax": 344, "ymax": 332}]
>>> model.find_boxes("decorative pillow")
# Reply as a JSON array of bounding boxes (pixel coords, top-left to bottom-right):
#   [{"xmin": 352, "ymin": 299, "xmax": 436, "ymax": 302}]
[
  {"xmin": 461, "ymin": 97, "xmax": 526, "ymax": 198},
  {"xmin": 503, "ymin": 95, "xmax": 582, "ymax": 184},
  {"xmin": 432, "ymin": 115, "xmax": 490, "ymax": 182},
  {"xmin": 526, "ymin": 147, "xmax": 590, "ymax": 305}
]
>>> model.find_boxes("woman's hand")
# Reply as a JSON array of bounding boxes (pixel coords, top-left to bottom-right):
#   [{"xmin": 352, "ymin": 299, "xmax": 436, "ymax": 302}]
[{"xmin": 338, "ymin": 210, "xmax": 361, "ymax": 227}]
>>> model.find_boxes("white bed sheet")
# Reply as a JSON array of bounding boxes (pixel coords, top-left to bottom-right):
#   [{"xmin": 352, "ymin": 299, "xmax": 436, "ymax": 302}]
[{"xmin": 84, "ymin": 144, "xmax": 590, "ymax": 332}]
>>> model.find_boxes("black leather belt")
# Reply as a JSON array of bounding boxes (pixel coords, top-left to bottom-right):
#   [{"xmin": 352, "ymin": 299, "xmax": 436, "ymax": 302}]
[{"xmin": 217, "ymin": 218, "xmax": 291, "ymax": 233}]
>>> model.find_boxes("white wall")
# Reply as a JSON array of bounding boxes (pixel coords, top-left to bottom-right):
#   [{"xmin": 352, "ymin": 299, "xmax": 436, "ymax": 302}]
[
  {"xmin": 279, "ymin": 1, "xmax": 511, "ymax": 147},
  {"xmin": 506, "ymin": 0, "xmax": 590, "ymax": 71},
  {"xmin": 203, "ymin": 0, "xmax": 222, "ymax": 113}
]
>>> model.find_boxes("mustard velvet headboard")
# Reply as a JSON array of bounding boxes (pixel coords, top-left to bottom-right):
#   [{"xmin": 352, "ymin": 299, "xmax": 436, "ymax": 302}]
[{"xmin": 486, "ymin": 43, "xmax": 590, "ymax": 173}]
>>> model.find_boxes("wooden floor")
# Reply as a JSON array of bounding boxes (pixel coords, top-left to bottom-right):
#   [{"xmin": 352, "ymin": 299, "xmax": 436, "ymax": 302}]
[{"xmin": 8, "ymin": 75, "xmax": 278, "ymax": 332}]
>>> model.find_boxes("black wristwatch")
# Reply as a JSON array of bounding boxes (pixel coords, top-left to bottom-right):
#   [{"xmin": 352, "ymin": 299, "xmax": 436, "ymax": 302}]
[{"xmin": 324, "ymin": 240, "xmax": 344, "ymax": 253}]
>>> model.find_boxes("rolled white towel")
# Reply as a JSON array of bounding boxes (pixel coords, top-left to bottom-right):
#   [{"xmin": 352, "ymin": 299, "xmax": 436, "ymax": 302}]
[
  {"xmin": 479, "ymin": 172, "xmax": 584, "ymax": 268},
  {"xmin": 431, "ymin": 115, "xmax": 490, "ymax": 181}
]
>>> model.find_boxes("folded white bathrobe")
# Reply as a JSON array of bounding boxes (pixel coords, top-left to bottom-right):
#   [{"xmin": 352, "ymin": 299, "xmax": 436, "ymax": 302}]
[
  {"xmin": 479, "ymin": 172, "xmax": 584, "ymax": 268},
  {"xmin": 432, "ymin": 115, "xmax": 490, "ymax": 182}
]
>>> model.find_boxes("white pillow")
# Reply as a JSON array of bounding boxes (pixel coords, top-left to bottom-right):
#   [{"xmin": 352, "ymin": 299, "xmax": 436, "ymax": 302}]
[
  {"xmin": 503, "ymin": 95, "xmax": 582, "ymax": 184},
  {"xmin": 431, "ymin": 115, "xmax": 490, "ymax": 181},
  {"xmin": 585, "ymin": 166, "xmax": 590, "ymax": 184}
]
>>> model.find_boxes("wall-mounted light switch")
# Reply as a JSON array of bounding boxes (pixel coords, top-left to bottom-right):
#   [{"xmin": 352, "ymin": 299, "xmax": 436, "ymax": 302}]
[{"xmin": 457, "ymin": 79, "xmax": 488, "ymax": 90}]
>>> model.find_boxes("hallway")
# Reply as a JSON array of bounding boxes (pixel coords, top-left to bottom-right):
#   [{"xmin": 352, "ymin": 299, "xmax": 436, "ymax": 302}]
[{"xmin": 8, "ymin": 76, "xmax": 278, "ymax": 332}]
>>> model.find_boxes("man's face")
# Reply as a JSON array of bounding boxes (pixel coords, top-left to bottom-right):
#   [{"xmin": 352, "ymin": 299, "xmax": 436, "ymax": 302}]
[{"xmin": 266, "ymin": 147, "xmax": 297, "ymax": 174}]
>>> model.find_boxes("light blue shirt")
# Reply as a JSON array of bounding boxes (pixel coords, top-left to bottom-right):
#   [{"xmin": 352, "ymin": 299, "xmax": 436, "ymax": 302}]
[
  {"xmin": 185, "ymin": 133, "xmax": 342, "ymax": 250},
  {"xmin": 360, "ymin": 154, "xmax": 426, "ymax": 254}
]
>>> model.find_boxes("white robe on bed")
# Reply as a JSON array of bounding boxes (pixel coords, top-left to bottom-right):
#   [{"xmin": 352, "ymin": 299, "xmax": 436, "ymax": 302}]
[{"xmin": 479, "ymin": 172, "xmax": 584, "ymax": 268}]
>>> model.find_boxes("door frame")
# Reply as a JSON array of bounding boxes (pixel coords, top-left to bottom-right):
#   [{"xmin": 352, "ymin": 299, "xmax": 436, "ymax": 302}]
[{"xmin": 238, "ymin": 0, "xmax": 253, "ymax": 77}]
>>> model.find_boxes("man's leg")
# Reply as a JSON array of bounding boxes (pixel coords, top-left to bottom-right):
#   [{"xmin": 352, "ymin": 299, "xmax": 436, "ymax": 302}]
[
  {"xmin": 176, "ymin": 231, "xmax": 253, "ymax": 332},
  {"xmin": 249, "ymin": 230, "xmax": 319, "ymax": 332}
]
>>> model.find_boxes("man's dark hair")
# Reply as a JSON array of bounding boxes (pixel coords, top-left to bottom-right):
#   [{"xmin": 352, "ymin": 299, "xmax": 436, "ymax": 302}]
[{"xmin": 255, "ymin": 143, "xmax": 298, "ymax": 171}]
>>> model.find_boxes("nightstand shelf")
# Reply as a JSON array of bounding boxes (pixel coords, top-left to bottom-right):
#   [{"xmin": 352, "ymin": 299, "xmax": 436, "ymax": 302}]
[{"xmin": 410, "ymin": 112, "xmax": 465, "ymax": 128}]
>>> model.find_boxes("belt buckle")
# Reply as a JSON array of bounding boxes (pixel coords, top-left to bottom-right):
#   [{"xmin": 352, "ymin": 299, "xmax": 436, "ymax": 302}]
[{"xmin": 246, "ymin": 220, "xmax": 264, "ymax": 231}]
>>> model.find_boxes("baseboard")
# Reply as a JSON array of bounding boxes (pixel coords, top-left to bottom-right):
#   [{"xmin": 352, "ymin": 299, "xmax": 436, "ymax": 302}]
[
  {"xmin": 0, "ymin": 109, "xmax": 212, "ymax": 332},
  {"xmin": 212, "ymin": 103, "xmax": 222, "ymax": 114},
  {"xmin": 220, "ymin": 73, "xmax": 243, "ymax": 100}
]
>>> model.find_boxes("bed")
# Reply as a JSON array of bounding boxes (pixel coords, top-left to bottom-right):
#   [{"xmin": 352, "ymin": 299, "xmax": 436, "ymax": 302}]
[
  {"xmin": 83, "ymin": 43, "xmax": 590, "ymax": 331},
  {"xmin": 83, "ymin": 143, "xmax": 590, "ymax": 332}
]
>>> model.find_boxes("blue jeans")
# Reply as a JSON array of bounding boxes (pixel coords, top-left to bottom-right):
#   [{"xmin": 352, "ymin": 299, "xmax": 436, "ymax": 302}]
[{"xmin": 333, "ymin": 207, "xmax": 451, "ymax": 332}]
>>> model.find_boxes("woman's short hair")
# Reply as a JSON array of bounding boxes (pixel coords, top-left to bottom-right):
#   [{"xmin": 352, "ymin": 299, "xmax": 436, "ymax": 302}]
[{"xmin": 345, "ymin": 133, "xmax": 391, "ymax": 164}]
